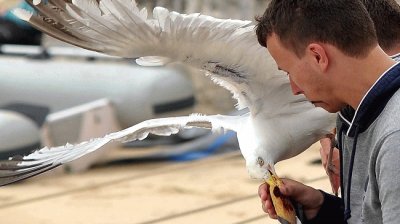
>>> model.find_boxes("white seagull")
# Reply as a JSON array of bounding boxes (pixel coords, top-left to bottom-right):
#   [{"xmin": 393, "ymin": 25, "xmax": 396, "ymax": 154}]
[{"xmin": 0, "ymin": 0, "xmax": 336, "ymax": 186}]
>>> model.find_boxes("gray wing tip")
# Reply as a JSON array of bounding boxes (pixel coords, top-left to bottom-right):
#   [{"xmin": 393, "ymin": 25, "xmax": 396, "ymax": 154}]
[{"xmin": 0, "ymin": 158, "xmax": 60, "ymax": 187}]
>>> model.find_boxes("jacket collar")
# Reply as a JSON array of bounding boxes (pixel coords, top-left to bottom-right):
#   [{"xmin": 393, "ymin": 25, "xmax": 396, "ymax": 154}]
[
  {"xmin": 339, "ymin": 62, "xmax": 400, "ymax": 137},
  {"xmin": 391, "ymin": 53, "xmax": 400, "ymax": 61}
]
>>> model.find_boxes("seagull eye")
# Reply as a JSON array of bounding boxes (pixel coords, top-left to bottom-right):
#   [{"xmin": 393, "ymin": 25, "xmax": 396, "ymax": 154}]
[{"xmin": 257, "ymin": 157, "xmax": 265, "ymax": 167}]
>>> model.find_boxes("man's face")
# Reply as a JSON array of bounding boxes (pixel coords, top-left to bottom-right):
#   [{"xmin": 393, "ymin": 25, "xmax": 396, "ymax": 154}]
[{"xmin": 266, "ymin": 33, "xmax": 342, "ymax": 113}]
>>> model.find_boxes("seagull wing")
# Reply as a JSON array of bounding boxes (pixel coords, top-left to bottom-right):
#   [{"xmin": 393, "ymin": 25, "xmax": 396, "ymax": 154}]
[
  {"xmin": 15, "ymin": 0, "xmax": 309, "ymax": 114},
  {"xmin": 0, "ymin": 114, "xmax": 242, "ymax": 186}
]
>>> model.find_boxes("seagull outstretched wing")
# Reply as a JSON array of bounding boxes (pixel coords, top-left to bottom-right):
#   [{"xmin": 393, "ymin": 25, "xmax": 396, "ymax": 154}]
[
  {"xmin": 0, "ymin": 114, "xmax": 242, "ymax": 186},
  {"xmin": 15, "ymin": 0, "xmax": 306, "ymax": 114}
]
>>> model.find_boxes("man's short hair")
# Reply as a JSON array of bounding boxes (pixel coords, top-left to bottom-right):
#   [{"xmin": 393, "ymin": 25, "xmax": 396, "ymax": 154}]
[
  {"xmin": 255, "ymin": 0, "xmax": 378, "ymax": 58},
  {"xmin": 360, "ymin": 0, "xmax": 400, "ymax": 52}
]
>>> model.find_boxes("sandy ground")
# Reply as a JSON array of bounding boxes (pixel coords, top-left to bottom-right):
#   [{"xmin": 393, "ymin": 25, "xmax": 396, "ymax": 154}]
[{"xmin": 0, "ymin": 143, "xmax": 331, "ymax": 224}]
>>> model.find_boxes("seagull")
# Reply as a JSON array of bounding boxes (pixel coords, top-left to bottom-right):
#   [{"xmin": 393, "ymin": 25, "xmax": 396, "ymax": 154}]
[{"xmin": 0, "ymin": 0, "xmax": 336, "ymax": 186}]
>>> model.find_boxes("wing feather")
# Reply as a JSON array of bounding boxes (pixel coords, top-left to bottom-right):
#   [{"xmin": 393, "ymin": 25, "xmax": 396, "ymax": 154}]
[
  {"xmin": 14, "ymin": 1, "xmax": 307, "ymax": 114},
  {"xmin": 0, "ymin": 114, "xmax": 241, "ymax": 186}
]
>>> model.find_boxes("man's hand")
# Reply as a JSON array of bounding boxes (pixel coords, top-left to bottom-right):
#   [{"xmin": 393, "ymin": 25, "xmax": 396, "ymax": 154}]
[
  {"xmin": 258, "ymin": 179, "xmax": 324, "ymax": 221},
  {"xmin": 320, "ymin": 134, "xmax": 340, "ymax": 195}
]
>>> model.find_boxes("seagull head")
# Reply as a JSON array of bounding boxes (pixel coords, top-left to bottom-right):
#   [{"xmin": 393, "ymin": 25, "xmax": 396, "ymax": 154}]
[{"xmin": 245, "ymin": 155, "xmax": 274, "ymax": 179}]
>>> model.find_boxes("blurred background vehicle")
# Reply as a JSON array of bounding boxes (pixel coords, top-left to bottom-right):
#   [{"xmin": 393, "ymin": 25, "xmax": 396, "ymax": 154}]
[{"xmin": 0, "ymin": 45, "xmax": 198, "ymax": 170}]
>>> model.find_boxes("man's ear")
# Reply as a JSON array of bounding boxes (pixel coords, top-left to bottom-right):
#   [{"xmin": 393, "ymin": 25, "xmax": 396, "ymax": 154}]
[{"xmin": 307, "ymin": 43, "xmax": 329, "ymax": 72}]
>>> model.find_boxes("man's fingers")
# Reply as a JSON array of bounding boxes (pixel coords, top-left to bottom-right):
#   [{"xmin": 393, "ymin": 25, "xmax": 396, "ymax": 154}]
[
  {"xmin": 319, "ymin": 146, "xmax": 328, "ymax": 168},
  {"xmin": 319, "ymin": 137, "xmax": 332, "ymax": 169},
  {"xmin": 327, "ymin": 161, "xmax": 340, "ymax": 175},
  {"xmin": 328, "ymin": 148, "xmax": 340, "ymax": 171},
  {"xmin": 259, "ymin": 183, "xmax": 278, "ymax": 219},
  {"xmin": 258, "ymin": 183, "xmax": 269, "ymax": 200},
  {"xmin": 262, "ymin": 200, "xmax": 278, "ymax": 219},
  {"xmin": 280, "ymin": 179, "xmax": 324, "ymax": 209},
  {"xmin": 277, "ymin": 179, "xmax": 325, "ymax": 220},
  {"xmin": 279, "ymin": 179, "xmax": 310, "ymax": 201}
]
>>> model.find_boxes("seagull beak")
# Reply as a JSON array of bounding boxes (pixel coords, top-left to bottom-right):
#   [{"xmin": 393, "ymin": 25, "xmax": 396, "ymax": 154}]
[
  {"xmin": 267, "ymin": 164, "xmax": 276, "ymax": 175},
  {"xmin": 265, "ymin": 167, "xmax": 297, "ymax": 224}
]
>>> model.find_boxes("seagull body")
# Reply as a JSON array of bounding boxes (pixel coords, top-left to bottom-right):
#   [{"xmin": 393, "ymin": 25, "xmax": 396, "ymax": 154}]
[{"xmin": 0, "ymin": 0, "xmax": 336, "ymax": 186}]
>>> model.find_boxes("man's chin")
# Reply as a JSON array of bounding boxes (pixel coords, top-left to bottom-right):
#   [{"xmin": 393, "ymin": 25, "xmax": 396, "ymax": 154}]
[
  {"xmin": 312, "ymin": 102, "xmax": 340, "ymax": 113},
  {"xmin": 311, "ymin": 101, "xmax": 324, "ymax": 107}
]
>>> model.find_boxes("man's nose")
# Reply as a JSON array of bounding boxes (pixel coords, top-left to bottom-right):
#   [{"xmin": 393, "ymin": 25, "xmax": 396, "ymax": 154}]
[{"xmin": 289, "ymin": 77, "xmax": 303, "ymax": 95}]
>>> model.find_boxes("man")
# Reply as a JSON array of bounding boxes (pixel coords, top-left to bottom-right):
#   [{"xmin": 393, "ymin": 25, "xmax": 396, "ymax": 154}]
[
  {"xmin": 320, "ymin": 0, "xmax": 400, "ymax": 198},
  {"xmin": 363, "ymin": 0, "xmax": 400, "ymax": 58},
  {"xmin": 256, "ymin": 0, "xmax": 400, "ymax": 223}
]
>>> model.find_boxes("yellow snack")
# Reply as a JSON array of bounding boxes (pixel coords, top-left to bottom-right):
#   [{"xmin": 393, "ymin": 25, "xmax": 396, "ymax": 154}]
[{"xmin": 265, "ymin": 171, "xmax": 297, "ymax": 224}]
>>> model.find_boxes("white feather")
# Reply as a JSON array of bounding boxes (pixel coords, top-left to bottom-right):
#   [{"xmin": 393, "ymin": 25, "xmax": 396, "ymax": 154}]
[{"xmin": 135, "ymin": 56, "xmax": 171, "ymax": 66}]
